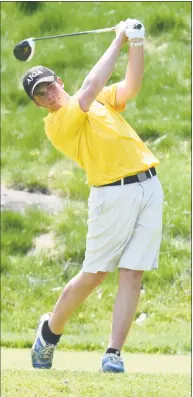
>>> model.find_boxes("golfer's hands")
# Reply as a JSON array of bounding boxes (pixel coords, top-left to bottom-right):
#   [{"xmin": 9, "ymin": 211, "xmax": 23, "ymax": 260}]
[
  {"xmin": 115, "ymin": 21, "xmax": 128, "ymax": 45},
  {"xmin": 125, "ymin": 19, "xmax": 145, "ymax": 41}
]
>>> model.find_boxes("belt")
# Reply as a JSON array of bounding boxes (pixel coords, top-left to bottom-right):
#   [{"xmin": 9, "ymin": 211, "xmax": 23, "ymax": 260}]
[{"xmin": 99, "ymin": 167, "xmax": 156, "ymax": 187}]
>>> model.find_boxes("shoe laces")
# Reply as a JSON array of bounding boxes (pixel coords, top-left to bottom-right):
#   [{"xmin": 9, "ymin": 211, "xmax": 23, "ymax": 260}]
[
  {"xmin": 108, "ymin": 353, "xmax": 122, "ymax": 363},
  {"xmin": 41, "ymin": 344, "xmax": 55, "ymax": 360}
]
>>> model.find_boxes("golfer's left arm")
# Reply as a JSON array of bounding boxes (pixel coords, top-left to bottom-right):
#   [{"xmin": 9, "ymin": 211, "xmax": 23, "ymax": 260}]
[{"xmin": 115, "ymin": 39, "xmax": 144, "ymax": 106}]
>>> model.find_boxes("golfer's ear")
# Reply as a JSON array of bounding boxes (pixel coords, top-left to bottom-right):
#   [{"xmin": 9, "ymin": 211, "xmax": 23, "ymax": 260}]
[{"xmin": 56, "ymin": 76, "xmax": 64, "ymax": 87}]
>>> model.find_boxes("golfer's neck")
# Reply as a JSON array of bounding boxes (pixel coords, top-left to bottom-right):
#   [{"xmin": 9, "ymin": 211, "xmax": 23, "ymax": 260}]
[{"xmin": 47, "ymin": 92, "xmax": 70, "ymax": 112}]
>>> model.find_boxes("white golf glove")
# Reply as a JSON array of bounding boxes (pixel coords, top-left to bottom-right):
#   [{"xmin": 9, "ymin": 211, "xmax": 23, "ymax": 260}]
[{"xmin": 125, "ymin": 19, "xmax": 145, "ymax": 40}]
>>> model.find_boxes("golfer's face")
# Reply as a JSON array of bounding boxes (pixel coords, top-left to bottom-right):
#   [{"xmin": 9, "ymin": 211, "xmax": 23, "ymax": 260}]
[{"xmin": 34, "ymin": 79, "xmax": 64, "ymax": 109}]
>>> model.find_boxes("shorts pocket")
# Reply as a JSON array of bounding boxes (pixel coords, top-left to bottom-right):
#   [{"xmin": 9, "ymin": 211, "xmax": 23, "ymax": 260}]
[{"xmin": 88, "ymin": 188, "xmax": 105, "ymax": 222}]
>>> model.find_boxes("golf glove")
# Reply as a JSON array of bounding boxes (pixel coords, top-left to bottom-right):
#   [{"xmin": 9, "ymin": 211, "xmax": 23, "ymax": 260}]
[{"xmin": 125, "ymin": 19, "xmax": 145, "ymax": 40}]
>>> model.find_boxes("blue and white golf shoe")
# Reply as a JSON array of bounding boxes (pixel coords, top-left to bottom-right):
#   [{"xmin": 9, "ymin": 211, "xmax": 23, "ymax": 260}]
[
  {"xmin": 31, "ymin": 313, "xmax": 56, "ymax": 369},
  {"xmin": 101, "ymin": 353, "xmax": 125, "ymax": 373}
]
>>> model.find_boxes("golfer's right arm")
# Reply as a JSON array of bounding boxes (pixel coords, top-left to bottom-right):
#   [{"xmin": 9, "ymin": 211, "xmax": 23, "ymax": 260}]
[{"xmin": 78, "ymin": 23, "xmax": 126, "ymax": 112}]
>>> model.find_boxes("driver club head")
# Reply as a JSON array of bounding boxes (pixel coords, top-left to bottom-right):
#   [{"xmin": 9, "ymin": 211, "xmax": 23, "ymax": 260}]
[{"xmin": 13, "ymin": 38, "xmax": 35, "ymax": 62}]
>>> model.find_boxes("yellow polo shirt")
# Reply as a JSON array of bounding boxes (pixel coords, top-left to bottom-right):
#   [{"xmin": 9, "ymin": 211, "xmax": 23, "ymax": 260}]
[{"xmin": 44, "ymin": 84, "xmax": 159, "ymax": 186}]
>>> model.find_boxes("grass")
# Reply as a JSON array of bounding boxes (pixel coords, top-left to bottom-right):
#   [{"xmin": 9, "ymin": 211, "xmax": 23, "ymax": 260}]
[
  {"xmin": 2, "ymin": 370, "xmax": 191, "ymax": 397},
  {"xmin": 1, "ymin": 1, "xmax": 191, "ymax": 355},
  {"xmin": 2, "ymin": 348, "xmax": 191, "ymax": 371}
]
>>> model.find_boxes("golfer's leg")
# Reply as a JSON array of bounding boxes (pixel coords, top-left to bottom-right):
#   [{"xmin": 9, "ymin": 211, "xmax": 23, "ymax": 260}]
[
  {"xmin": 49, "ymin": 270, "xmax": 107, "ymax": 335},
  {"xmin": 108, "ymin": 269, "xmax": 143, "ymax": 351}
]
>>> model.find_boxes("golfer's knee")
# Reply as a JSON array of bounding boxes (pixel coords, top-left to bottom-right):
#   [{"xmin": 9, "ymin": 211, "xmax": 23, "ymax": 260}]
[
  {"xmin": 80, "ymin": 270, "xmax": 107, "ymax": 287},
  {"xmin": 119, "ymin": 269, "xmax": 143, "ymax": 285}
]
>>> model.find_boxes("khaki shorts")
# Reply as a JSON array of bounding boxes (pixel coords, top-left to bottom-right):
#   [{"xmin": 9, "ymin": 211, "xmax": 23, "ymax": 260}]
[{"xmin": 82, "ymin": 175, "xmax": 164, "ymax": 273}]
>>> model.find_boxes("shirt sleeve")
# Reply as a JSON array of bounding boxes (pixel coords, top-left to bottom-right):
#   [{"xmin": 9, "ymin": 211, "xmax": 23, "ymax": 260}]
[
  {"xmin": 44, "ymin": 96, "xmax": 87, "ymax": 150},
  {"xmin": 96, "ymin": 83, "xmax": 126, "ymax": 113}
]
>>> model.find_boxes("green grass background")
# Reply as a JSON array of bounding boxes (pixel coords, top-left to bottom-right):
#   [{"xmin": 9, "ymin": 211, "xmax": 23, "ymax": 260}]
[
  {"xmin": 1, "ymin": 1, "xmax": 191, "ymax": 356},
  {"xmin": 2, "ymin": 371, "xmax": 191, "ymax": 397}
]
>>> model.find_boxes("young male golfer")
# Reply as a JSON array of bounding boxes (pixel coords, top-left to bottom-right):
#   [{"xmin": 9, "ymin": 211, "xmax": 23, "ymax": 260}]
[{"xmin": 22, "ymin": 19, "xmax": 163, "ymax": 373}]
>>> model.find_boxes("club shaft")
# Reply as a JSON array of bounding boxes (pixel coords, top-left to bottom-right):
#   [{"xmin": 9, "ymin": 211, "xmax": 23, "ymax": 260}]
[{"xmin": 33, "ymin": 27, "xmax": 115, "ymax": 42}]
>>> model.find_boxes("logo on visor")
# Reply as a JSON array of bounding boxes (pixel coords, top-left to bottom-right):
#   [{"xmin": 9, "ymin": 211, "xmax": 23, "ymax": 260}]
[{"xmin": 27, "ymin": 70, "xmax": 43, "ymax": 85}]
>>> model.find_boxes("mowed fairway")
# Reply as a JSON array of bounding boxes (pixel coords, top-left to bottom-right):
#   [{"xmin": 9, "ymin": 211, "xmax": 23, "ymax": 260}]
[
  {"xmin": 2, "ymin": 371, "xmax": 191, "ymax": 397},
  {"xmin": 1, "ymin": 348, "xmax": 191, "ymax": 373},
  {"xmin": 2, "ymin": 349, "xmax": 191, "ymax": 397}
]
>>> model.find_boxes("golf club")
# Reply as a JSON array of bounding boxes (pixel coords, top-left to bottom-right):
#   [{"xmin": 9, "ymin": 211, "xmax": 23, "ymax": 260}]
[{"xmin": 13, "ymin": 24, "xmax": 142, "ymax": 62}]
